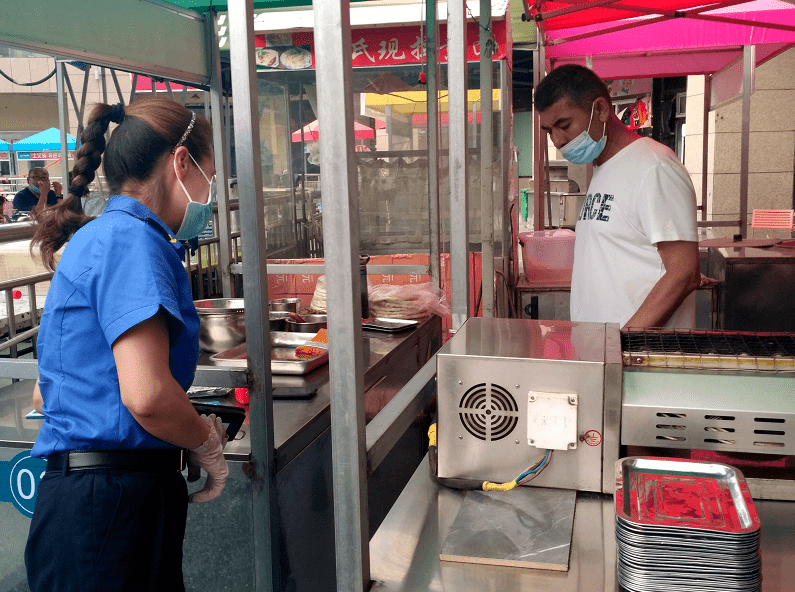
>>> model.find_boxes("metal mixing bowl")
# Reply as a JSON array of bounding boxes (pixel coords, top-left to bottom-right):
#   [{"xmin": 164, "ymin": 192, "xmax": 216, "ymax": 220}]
[
  {"xmin": 269, "ymin": 298, "xmax": 302, "ymax": 312},
  {"xmin": 269, "ymin": 311, "xmax": 289, "ymax": 331},
  {"xmin": 285, "ymin": 314, "xmax": 327, "ymax": 333},
  {"xmin": 195, "ymin": 298, "xmax": 246, "ymax": 352}
]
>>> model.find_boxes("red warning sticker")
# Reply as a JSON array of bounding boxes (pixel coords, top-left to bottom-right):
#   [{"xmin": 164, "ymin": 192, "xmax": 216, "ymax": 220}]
[{"xmin": 583, "ymin": 430, "xmax": 602, "ymax": 446}]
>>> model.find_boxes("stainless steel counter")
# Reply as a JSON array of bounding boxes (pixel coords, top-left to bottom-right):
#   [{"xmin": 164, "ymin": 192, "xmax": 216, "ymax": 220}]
[
  {"xmin": 0, "ymin": 316, "xmax": 441, "ymax": 473},
  {"xmin": 0, "ymin": 317, "xmax": 442, "ymax": 592},
  {"xmin": 370, "ymin": 455, "xmax": 795, "ymax": 592}
]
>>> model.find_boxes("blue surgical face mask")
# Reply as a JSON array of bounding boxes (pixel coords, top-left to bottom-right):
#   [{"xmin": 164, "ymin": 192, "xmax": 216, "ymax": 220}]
[
  {"xmin": 29, "ymin": 184, "xmax": 41, "ymax": 195},
  {"xmin": 560, "ymin": 102, "xmax": 607, "ymax": 165},
  {"xmin": 174, "ymin": 153, "xmax": 216, "ymax": 240}
]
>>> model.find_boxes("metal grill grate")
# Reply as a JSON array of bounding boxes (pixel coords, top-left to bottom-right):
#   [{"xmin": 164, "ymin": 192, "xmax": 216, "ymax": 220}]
[{"xmin": 622, "ymin": 330, "xmax": 795, "ymax": 372}]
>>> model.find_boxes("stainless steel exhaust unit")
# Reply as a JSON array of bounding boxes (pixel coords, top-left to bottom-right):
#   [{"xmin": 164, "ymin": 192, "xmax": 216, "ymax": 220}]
[{"xmin": 436, "ymin": 318, "xmax": 622, "ymax": 493}]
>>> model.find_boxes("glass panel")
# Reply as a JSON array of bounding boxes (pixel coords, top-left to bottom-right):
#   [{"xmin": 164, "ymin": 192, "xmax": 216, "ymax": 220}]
[
  {"xmin": 256, "ymin": 76, "xmax": 312, "ymax": 257},
  {"xmin": 257, "ymin": 61, "xmax": 508, "ymax": 258}
]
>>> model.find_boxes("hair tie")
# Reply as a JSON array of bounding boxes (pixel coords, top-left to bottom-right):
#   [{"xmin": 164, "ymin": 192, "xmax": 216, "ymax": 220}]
[
  {"xmin": 109, "ymin": 103, "xmax": 125, "ymax": 124},
  {"xmin": 68, "ymin": 185, "xmax": 87, "ymax": 198}
]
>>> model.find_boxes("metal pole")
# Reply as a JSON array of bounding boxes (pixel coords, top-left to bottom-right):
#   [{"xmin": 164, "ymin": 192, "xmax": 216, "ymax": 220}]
[
  {"xmin": 739, "ymin": 45, "xmax": 754, "ymax": 238},
  {"xmin": 299, "ymin": 81, "xmax": 307, "ymax": 230},
  {"xmin": 102, "ymin": 67, "xmax": 110, "ymax": 146},
  {"xmin": 228, "ymin": 1, "xmax": 279, "ymax": 591},
  {"xmin": 100, "ymin": 67, "xmax": 108, "ymax": 103},
  {"xmin": 313, "ymin": 0, "xmax": 369, "ymax": 589},
  {"xmin": 480, "ymin": 0, "xmax": 494, "ymax": 317},
  {"xmin": 701, "ymin": 74, "xmax": 711, "ymax": 223},
  {"xmin": 225, "ymin": 94, "xmax": 233, "ymax": 181},
  {"xmin": 426, "ymin": 0, "xmax": 441, "ymax": 289},
  {"xmin": 78, "ymin": 69, "xmax": 90, "ymax": 138},
  {"xmin": 386, "ymin": 104, "xmax": 394, "ymax": 152},
  {"xmin": 448, "ymin": 0, "xmax": 470, "ymax": 329},
  {"xmin": 208, "ymin": 9, "xmax": 233, "ymax": 298},
  {"xmin": 500, "ymin": 61, "xmax": 512, "ymax": 273},
  {"xmin": 532, "ymin": 44, "xmax": 545, "ymax": 231},
  {"xmin": 110, "ymin": 70, "xmax": 125, "ymax": 104},
  {"xmin": 56, "ymin": 62, "xmax": 69, "ymax": 186}
]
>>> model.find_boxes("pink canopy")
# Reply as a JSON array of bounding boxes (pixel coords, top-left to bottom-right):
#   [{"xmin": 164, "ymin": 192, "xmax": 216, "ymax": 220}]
[
  {"xmin": 531, "ymin": 0, "xmax": 795, "ymax": 79},
  {"xmin": 292, "ymin": 120, "xmax": 374, "ymax": 142}
]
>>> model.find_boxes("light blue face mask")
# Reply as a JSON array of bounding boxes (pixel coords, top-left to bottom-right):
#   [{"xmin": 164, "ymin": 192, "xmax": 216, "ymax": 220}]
[
  {"xmin": 29, "ymin": 185, "xmax": 41, "ymax": 195},
  {"xmin": 175, "ymin": 153, "xmax": 216, "ymax": 241},
  {"xmin": 560, "ymin": 102, "xmax": 607, "ymax": 165}
]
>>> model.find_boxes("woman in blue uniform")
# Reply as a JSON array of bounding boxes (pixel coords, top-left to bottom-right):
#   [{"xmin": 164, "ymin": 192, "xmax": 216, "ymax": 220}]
[{"xmin": 25, "ymin": 98, "xmax": 228, "ymax": 592}]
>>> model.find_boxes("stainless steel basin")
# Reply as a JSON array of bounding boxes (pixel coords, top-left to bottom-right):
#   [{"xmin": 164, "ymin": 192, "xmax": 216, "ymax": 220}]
[{"xmin": 195, "ymin": 298, "xmax": 246, "ymax": 352}]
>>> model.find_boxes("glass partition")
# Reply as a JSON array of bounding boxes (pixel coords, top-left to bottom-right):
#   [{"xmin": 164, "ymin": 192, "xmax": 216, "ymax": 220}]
[{"xmin": 257, "ymin": 60, "xmax": 508, "ymax": 258}]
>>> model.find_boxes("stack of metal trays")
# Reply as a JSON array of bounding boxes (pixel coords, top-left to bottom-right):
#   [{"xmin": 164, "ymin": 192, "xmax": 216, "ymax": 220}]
[{"xmin": 615, "ymin": 457, "xmax": 761, "ymax": 592}]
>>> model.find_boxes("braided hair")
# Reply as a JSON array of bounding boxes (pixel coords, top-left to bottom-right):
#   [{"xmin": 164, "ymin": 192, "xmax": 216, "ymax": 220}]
[{"xmin": 32, "ymin": 97, "xmax": 212, "ymax": 270}]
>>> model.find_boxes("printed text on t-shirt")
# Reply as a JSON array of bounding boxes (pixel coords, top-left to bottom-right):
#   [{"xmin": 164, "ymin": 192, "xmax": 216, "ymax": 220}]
[{"xmin": 579, "ymin": 193, "xmax": 613, "ymax": 222}]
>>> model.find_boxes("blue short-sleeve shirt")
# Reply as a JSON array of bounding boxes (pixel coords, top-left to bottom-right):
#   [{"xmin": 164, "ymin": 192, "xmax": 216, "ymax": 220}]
[{"xmin": 31, "ymin": 196, "xmax": 200, "ymax": 458}]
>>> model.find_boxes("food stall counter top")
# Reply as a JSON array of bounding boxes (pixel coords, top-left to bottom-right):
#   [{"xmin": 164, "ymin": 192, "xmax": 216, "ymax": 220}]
[
  {"xmin": 370, "ymin": 455, "xmax": 795, "ymax": 592},
  {"xmin": 0, "ymin": 315, "xmax": 441, "ymax": 473}
]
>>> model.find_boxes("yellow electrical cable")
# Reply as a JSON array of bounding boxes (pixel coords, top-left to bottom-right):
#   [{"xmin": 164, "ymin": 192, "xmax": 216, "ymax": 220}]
[
  {"xmin": 482, "ymin": 480, "xmax": 518, "ymax": 492},
  {"xmin": 429, "ymin": 424, "xmax": 543, "ymax": 492}
]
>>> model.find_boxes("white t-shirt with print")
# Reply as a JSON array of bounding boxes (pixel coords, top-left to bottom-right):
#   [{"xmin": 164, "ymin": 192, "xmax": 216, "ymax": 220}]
[{"xmin": 570, "ymin": 137, "xmax": 698, "ymax": 329}]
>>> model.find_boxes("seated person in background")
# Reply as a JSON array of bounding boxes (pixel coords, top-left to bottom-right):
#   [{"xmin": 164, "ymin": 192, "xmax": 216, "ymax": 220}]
[
  {"xmin": 0, "ymin": 195, "xmax": 13, "ymax": 221},
  {"xmin": 13, "ymin": 168, "xmax": 63, "ymax": 213}
]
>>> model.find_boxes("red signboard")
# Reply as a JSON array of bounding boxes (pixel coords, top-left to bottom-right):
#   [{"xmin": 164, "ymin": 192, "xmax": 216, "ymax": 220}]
[
  {"xmin": 136, "ymin": 20, "xmax": 508, "ymax": 90},
  {"xmin": 256, "ymin": 20, "xmax": 507, "ymax": 70},
  {"xmin": 16, "ymin": 151, "xmax": 75, "ymax": 161}
]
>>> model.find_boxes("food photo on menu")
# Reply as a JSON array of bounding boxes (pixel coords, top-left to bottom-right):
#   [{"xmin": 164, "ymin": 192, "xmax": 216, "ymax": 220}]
[{"xmin": 255, "ymin": 34, "xmax": 312, "ymax": 70}]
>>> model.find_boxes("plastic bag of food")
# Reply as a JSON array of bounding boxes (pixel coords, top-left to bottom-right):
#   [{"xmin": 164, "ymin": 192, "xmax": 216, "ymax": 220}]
[
  {"xmin": 368, "ymin": 282, "xmax": 451, "ymax": 320},
  {"xmin": 309, "ymin": 275, "xmax": 327, "ymax": 313}
]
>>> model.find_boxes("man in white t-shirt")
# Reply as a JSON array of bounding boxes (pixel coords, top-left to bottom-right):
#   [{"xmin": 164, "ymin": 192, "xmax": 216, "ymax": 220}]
[{"xmin": 534, "ymin": 65, "xmax": 701, "ymax": 330}]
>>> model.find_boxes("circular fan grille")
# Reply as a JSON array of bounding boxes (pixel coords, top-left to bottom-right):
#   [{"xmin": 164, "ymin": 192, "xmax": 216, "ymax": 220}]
[{"xmin": 458, "ymin": 383, "xmax": 519, "ymax": 441}]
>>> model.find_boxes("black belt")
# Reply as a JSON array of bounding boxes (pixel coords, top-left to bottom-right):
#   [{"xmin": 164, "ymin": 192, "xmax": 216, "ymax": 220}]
[{"xmin": 46, "ymin": 449, "xmax": 185, "ymax": 474}]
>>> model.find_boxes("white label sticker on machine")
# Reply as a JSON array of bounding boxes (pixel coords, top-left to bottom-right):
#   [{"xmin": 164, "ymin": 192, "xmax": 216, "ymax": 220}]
[{"xmin": 527, "ymin": 391, "xmax": 578, "ymax": 450}]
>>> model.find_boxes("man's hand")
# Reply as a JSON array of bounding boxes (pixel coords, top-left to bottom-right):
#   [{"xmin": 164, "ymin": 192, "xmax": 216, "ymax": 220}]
[
  {"xmin": 51, "ymin": 181, "xmax": 63, "ymax": 197},
  {"xmin": 35, "ymin": 177, "xmax": 51, "ymax": 197}
]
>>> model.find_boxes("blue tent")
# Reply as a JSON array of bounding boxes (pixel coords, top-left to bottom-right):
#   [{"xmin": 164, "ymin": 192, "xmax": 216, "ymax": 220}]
[
  {"xmin": 12, "ymin": 128, "xmax": 76, "ymax": 151},
  {"xmin": 0, "ymin": 138, "xmax": 9, "ymax": 151}
]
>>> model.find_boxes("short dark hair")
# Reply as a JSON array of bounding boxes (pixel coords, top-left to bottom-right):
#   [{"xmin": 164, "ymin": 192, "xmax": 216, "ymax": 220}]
[
  {"xmin": 27, "ymin": 168, "xmax": 48, "ymax": 179},
  {"xmin": 534, "ymin": 65, "xmax": 611, "ymax": 112}
]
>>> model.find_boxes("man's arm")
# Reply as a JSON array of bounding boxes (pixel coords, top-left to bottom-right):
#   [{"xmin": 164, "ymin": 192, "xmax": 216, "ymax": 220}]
[{"xmin": 622, "ymin": 240, "xmax": 701, "ymax": 330}]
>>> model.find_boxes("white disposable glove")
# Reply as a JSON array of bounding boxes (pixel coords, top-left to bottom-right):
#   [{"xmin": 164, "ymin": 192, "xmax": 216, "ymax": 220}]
[
  {"xmin": 210, "ymin": 413, "xmax": 229, "ymax": 449},
  {"xmin": 187, "ymin": 414, "xmax": 229, "ymax": 503}
]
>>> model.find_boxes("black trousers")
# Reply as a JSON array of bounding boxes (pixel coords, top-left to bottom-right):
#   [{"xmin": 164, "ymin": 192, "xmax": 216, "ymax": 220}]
[{"xmin": 25, "ymin": 467, "xmax": 188, "ymax": 592}]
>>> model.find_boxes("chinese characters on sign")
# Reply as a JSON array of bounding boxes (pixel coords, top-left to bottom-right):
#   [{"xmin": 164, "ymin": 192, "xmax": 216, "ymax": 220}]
[
  {"xmin": 16, "ymin": 151, "xmax": 75, "ymax": 161},
  {"xmin": 254, "ymin": 21, "xmax": 506, "ymax": 70},
  {"xmin": 347, "ymin": 22, "xmax": 505, "ymax": 66}
]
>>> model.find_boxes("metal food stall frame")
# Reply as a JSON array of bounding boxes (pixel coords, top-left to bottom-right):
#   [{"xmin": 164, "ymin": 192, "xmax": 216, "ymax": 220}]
[{"xmin": 0, "ymin": 1, "xmax": 492, "ymax": 591}]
